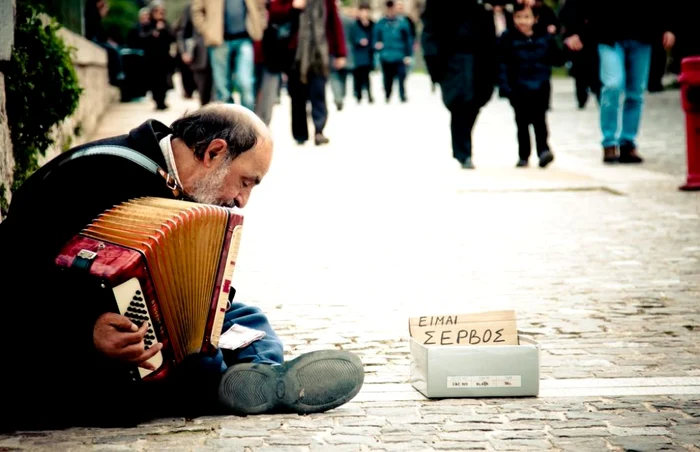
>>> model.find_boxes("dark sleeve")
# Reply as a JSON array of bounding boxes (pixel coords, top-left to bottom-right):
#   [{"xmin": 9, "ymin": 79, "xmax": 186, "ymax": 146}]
[
  {"xmin": 268, "ymin": 0, "xmax": 300, "ymax": 23},
  {"xmin": 558, "ymin": 0, "xmax": 588, "ymax": 39},
  {"xmin": 175, "ymin": 8, "xmax": 192, "ymax": 54},
  {"xmin": 547, "ymin": 33, "xmax": 565, "ymax": 67},
  {"xmin": 326, "ymin": 0, "xmax": 347, "ymax": 57},
  {"xmin": 497, "ymin": 32, "xmax": 512, "ymax": 96},
  {"xmin": 403, "ymin": 18, "xmax": 414, "ymax": 57},
  {"xmin": 420, "ymin": 0, "xmax": 446, "ymax": 84},
  {"xmin": 1, "ymin": 156, "xmax": 170, "ymax": 373}
]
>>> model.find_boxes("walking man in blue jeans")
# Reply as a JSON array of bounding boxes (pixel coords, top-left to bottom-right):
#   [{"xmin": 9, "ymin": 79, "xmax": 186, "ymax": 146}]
[
  {"xmin": 564, "ymin": 1, "xmax": 676, "ymax": 164},
  {"xmin": 192, "ymin": 0, "xmax": 267, "ymax": 110}
]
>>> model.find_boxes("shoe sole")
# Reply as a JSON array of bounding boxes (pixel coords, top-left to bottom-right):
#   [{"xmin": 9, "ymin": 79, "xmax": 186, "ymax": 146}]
[{"xmin": 219, "ymin": 350, "xmax": 364, "ymax": 415}]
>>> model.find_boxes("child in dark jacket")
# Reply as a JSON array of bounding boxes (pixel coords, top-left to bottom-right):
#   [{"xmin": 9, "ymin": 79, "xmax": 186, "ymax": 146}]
[
  {"xmin": 350, "ymin": 2, "xmax": 375, "ymax": 103},
  {"xmin": 499, "ymin": 3, "xmax": 563, "ymax": 168}
]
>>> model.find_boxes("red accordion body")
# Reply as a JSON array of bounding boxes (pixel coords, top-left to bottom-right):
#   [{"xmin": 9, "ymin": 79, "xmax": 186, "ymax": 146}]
[{"xmin": 55, "ymin": 197, "xmax": 244, "ymax": 383}]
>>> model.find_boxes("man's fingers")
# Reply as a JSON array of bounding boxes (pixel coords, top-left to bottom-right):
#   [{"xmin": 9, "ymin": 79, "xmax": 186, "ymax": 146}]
[
  {"xmin": 116, "ymin": 322, "xmax": 149, "ymax": 347},
  {"xmin": 120, "ymin": 342, "xmax": 147, "ymax": 361},
  {"xmin": 108, "ymin": 314, "xmax": 138, "ymax": 332},
  {"xmin": 136, "ymin": 344, "xmax": 163, "ymax": 370}
]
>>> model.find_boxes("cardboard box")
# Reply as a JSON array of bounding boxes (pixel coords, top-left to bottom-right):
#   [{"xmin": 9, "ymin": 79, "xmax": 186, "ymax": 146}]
[{"xmin": 408, "ymin": 311, "xmax": 540, "ymax": 398}]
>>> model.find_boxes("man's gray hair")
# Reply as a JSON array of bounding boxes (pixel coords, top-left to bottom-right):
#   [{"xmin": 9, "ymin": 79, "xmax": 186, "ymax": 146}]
[{"xmin": 170, "ymin": 108, "xmax": 259, "ymax": 161}]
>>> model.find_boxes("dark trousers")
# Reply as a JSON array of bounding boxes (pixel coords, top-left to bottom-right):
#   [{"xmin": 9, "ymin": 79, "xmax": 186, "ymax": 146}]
[
  {"xmin": 449, "ymin": 101, "xmax": 481, "ymax": 163},
  {"xmin": 152, "ymin": 85, "xmax": 167, "ymax": 108},
  {"xmin": 288, "ymin": 71, "xmax": 328, "ymax": 141},
  {"xmin": 511, "ymin": 88, "xmax": 551, "ymax": 160},
  {"xmin": 381, "ymin": 61, "xmax": 406, "ymax": 101},
  {"xmin": 353, "ymin": 65, "xmax": 373, "ymax": 101},
  {"xmin": 193, "ymin": 68, "xmax": 214, "ymax": 106},
  {"xmin": 648, "ymin": 41, "xmax": 667, "ymax": 91},
  {"xmin": 178, "ymin": 57, "xmax": 197, "ymax": 98},
  {"xmin": 4, "ymin": 302, "xmax": 283, "ymax": 431}
]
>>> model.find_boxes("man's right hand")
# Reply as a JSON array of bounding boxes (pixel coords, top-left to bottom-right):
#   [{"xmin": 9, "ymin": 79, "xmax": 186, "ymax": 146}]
[
  {"xmin": 93, "ymin": 313, "xmax": 162, "ymax": 370},
  {"xmin": 564, "ymin": 34, "xmax": 584, "ymax": 51},
  {"xmin": 182, "ymin": 53, "xmax": 193, "ymax": 65},
  {"xmin": 360, "ymin": 38, "xmax": 369, "ymax": 47},
  {"xmin": 292, "ymin": 0, "xmax": 306, "ymax": 9}
]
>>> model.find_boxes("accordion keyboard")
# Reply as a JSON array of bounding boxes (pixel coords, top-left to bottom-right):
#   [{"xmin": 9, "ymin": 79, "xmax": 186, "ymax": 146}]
[{"xmin": 113, "ymin": 277, "xmax": 164, "ymax": 379}]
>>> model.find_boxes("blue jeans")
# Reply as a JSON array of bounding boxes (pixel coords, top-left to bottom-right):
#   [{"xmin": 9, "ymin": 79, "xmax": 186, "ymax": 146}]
[
  {"xmin": 598, "ymin": 40, "xmax": 652, "ymax": 148},
  {"xmin": 209, "ymin": 38, "xmax": 256, "ymax": 110}
]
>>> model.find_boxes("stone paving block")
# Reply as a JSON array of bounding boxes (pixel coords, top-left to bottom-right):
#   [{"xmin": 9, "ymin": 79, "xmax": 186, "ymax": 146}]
[
  {"xmin": 607, "ymin": 435, "xmax": 680, "ymax": 452},
  {"xmin": 310, "ymin": 445, "xmax": 360, "ymax": 452},
  {"xmin": 204, "ymin": 437, "xmax": 264, "ymax": 449},
  {"xmin": 373, "ymin": 441, "xmax": 434, "ymax": 451},
  {"xmin": 256, "ymin": 447, "xmax": 310, "ymax": 452},
  {"xmin": 436, "ymin": 432, "xmax": 489, "ymax": 442},
  {"xmin": 323, "ymin": 434, "xmax": 380, "ymax": 446},
  {"xmin": 550, "ymin": 437, "xmax": 610, "ymax": 451},
  {"xmin": 332, "ymin": 427, "xmax": 382, "ymax": 436},
  {"xmin": 439, "ymin": 415, "xmax": 503, "ymax": 424},
  {"xmin": 551, "ymin": 428, "xmax": 610, "ymax": 438},
  {"xmin": 219, "ymin": 428, "xmax": 276, "ymax": 438},
  {"xmin": 341, "ymin": 416, "xmax": 387, "ymax": 427},
  {"xmin": 431, "ymin": 441, "xmax": 491, "ymax": 450},
  {"xmin": 607, "ymin": 413, "xmax": 679, "ymax": 427},
  {"xmin": 488, "ymin": 429, "xmax": 548, "ymax": 441},
  {"xmin": 265, "ymin": 434, "xmax": 322, "ymax": 446},
  {"xmin": 488, "ymin": 439, "xmax": 553, "ymax": 450},
  {"xmin": 504, "ymin": 412, "xmax": 565, "ymax": 422},
  {"xmin": 548, "ymin": 419, "xmax": 609, "ymax": 429},
  {"xmin": 608, "ymin": 426, "xmax": 671, "ymax": 436}
]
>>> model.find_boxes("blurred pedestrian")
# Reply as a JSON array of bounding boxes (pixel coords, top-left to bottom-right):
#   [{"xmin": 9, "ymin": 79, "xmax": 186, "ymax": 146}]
[
  {"xmin": 564, "ymin": 0, "xmax": 677, "ymax": 163},
  {"xmin": 422, "ymin": 0, "xmax": 499, "ymax": 169},
  {"xmin": 374, "ymin": 1, "xmax": 413, "ymax": 103},
  {"xmin": 349, "ymin": 2, "xmax": 375, "ymax": 104},
  {"xmin": 499, "ymin": 3, "xmax": 563, "ymax": 168},
  {"xmin": 191, "ymin": 0, "xmax": 267, "ymax": 109},
  {"xmin": 177, "ymin": 2, "xmax": 214, "ymax": 106},
  {"xmin": 329, "ymin": 2, "xmax": 356, "ymax": 111}
]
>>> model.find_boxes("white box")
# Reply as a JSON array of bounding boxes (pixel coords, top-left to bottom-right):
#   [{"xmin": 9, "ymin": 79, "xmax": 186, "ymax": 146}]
[{"xmin": 410, "ymin": 335, "xmax": 540, "ymax": 398}]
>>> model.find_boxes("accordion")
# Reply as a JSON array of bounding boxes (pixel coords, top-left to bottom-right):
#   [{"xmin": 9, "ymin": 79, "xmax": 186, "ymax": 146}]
[{"xmin": 55, "ymin": 197, "xmax": 244, "ymax": 382}]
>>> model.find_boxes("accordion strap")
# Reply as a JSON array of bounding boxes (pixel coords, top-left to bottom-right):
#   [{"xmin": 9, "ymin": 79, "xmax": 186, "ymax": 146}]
[{"xmin": 57, "ymin": 145, "xmax": 183, "ymax": 198}]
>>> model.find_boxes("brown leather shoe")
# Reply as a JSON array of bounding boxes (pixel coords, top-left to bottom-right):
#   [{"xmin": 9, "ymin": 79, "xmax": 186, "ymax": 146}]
[
  {"xmin": 619, "ymin": 144, "xmax": 643, "ymax": 163},
  {"xmin": 603, "ymin": 145, "xmax": 618, "ymax": 163}
]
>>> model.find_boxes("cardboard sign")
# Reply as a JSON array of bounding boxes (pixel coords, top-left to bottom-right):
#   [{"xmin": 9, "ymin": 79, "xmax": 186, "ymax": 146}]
[{"xmin": 408, "ymin": 310, "xmax": 518, "ymax": 346}]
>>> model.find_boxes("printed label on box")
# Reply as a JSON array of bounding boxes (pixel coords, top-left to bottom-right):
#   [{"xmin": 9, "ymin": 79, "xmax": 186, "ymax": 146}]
[{"xmin": 446, "ymin": 375, "xmax": 522, "ymax": 388}]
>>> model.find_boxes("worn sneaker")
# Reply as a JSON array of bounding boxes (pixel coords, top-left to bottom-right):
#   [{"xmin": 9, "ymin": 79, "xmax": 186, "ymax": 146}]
[
  {"xmin": 516, "ymin": 159, "xmax": 529, "ymax": 168},
  {"xmin": 218, "ymin": 350, "xmax": 364, "ymax": 415}
]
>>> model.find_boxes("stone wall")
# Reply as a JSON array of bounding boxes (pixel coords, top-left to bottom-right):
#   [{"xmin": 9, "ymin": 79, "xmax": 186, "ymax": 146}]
[
  {"xmin": 0, "ymin": 0, "xmax": 15, "ymax": 213},
  {"xmin": 38, "ymin": 27, "xmax": 120, "ymax": 167}
]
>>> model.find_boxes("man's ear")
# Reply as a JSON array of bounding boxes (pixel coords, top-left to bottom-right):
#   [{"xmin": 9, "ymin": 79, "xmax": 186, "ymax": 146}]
[{"xmin": 202, "ymin": 138, "xmax": 228, "ymax": 167}]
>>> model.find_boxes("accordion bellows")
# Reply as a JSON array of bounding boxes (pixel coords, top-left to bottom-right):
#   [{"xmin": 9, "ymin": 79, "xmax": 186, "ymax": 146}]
[{"xmin": 55, "ymin": 197, "xmax": 244, "ymax": 381}]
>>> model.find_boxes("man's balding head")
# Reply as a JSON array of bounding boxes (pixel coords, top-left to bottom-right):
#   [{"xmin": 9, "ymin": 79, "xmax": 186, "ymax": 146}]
[{"xmin": 170, "ymin": 104, "xmax": 273, "ymax": 209}]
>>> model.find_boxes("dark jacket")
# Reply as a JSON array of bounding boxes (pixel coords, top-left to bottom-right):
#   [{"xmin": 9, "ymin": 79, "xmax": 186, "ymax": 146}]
[
  {"xmin": 498, "ymin": 28, "xmax": 563, "ymax": 96},
  {"xmin": 267, "ymin": 0, "xmax": 347, "ymax": 57},
  {"xmin": 350, "ymin": 19, "xmax": 375, "ymax": 68},
  {"xmin": 565, "ymin": 0, "xmax": 676, "ymax": 46},
  {"xmin": 374, "ymin": 16, "xmax": 413, "ymax": 63},
  {"xmin": 0, "ymin": 120, "xmax": 178, "ymax": 430},
  {"xmin": 421, "ymin": 0, "xmax": 498, "ymax": 110}
]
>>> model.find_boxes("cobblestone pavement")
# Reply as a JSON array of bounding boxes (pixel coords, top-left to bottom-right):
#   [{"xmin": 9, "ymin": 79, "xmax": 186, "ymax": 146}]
[{"xmin": 3, "ymin": 75, "xmax": 698, "ymax": 451}]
